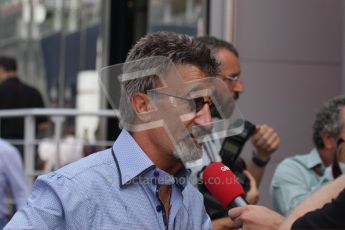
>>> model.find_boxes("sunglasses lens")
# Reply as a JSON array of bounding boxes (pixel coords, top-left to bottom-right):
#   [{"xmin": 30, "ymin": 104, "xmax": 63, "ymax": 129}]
[{"xmin": 193, "ymin": 97, "xmax": 205, "ymax": 112}]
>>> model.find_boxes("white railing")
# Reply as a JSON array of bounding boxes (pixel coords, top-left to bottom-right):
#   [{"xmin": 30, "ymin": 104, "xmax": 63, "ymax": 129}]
[{"xmin": 0, "ymin": 108, "xmax": 120, "ymax": 190}]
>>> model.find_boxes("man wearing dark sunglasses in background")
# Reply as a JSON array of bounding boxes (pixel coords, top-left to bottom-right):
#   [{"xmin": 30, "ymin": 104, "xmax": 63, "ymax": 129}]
[{"xmin": 191, "ymin": 36, "xmax": 280, "ymax": 230}]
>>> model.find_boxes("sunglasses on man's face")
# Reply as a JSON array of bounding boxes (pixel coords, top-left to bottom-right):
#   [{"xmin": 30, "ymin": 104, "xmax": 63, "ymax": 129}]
[
  {"xmin": 192, "ymin": 97, "xmax": 213, "ymax": 112},
  {"xmin": 150, "ymin": 91, "xmax": 212, "ymax": 113}
]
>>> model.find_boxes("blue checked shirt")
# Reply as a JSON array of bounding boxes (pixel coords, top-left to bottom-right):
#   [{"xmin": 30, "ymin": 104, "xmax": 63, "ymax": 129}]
[{"xmin": 5, "ymin": 130, "xmax": 211, "ymax": 230}]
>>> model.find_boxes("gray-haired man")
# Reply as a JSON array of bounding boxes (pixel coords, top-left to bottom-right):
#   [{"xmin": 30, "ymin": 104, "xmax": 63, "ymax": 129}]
[
  {"xmin": 6, "ymin": 32, "xmax": 220, "ymax": 230},
  {"xmin": 271, "ymin": 96, "xmax": 345, "ymax": 215}
]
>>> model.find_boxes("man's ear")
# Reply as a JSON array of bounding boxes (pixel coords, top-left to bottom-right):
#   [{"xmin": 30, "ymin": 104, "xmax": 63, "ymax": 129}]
[
  {"xmin": 131, "ymin": 93, "xmax": 154, "ymax": 121},
  {"xmin": 321, "ymin": 130, "xmax": 336, "ymax": 149}
]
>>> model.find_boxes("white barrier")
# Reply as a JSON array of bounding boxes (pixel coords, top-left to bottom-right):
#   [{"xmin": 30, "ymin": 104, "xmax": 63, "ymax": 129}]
[{"xmin": 0, "ymin": 108, "xmax": 119, "ymax": 190}]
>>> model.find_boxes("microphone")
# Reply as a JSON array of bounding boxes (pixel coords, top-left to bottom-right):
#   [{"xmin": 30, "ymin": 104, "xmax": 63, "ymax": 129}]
[{"xmin": 203, "ymin": 162, "xmax": 248, "ymax": 207}]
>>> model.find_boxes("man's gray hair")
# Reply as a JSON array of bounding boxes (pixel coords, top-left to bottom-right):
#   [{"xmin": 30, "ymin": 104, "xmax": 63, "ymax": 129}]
[
  {"xmin": 119, "ymin": 31, "xmax": 219, "ymax": 127},
  {"xmin": 194, "ymin": 36, "xmax": 239, "ymax": 58},
  {"xmin": 313, "ymin": 96, "xmax": 345, "ymax": 149}
]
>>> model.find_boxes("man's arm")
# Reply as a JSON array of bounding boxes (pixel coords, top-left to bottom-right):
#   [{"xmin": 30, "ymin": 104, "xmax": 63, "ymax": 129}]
[
  {"xmin": 291, "ymin": 189, "xmax": 345, "ymax": 229},
  {"xmin": 243, "ymin": 170, "xmax": 260, "ymax": 204},
  {"xmin": 5, "ymin": 173, "xmax": 92, "ymax": 230},
  {"xmin": 279, "ymin": 174, "xmax": 345, "ymax": 229},
  {"xmin": 5, "ymin": 176, "xmax": 65, "ymax": 230},
  {"xmin": 211, "ymin": 217, "xmax": 237, "ymax": 230},
  {"xmin": 228, "ymin": 175, "xmax": 345, "ymax": 229},
  {"xmin": 228, "ymin": 205, "xmax": 284, "ymax": 230},
  {"xmin": 4, "ymin": 147, "xmax": 28, "ymax": 210},
  {"xmin": 246, "ymin": 124, "xmax": 280, "ymax": 186}
]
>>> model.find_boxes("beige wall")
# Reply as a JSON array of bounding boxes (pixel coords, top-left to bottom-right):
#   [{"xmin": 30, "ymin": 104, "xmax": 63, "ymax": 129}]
[{"xmin": 233, "ymin": 0, "xmax": 342, "ymax": 207}]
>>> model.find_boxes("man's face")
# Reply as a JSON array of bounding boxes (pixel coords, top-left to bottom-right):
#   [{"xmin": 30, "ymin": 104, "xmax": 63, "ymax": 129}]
[
  {"xmin": 148, "ymin": 64, "xmax": 212, "ymax": 163},
  {"xmin": 216, "ymin": 48, "xmax": 243, "ymax": 100}
]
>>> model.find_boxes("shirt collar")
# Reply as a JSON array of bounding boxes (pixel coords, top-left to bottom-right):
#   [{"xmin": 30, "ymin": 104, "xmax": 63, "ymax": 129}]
[
  {"xmin": 112, "ymin": 129, "xmax": 190, "ymax": 190},
  {"xmin": 112, "ymin": 129, "xmax": 154, "ymax": 187},
  {"xmin": 174, "ymin": 168, "xmax": 191, "ymax": 191},
  {"xmin": 307, "ymin": 148, "xmax": 325, "ymax": 169},
  {"xmin": 145, "ymin": 166, "xmax": 191, "ymax": 191}
]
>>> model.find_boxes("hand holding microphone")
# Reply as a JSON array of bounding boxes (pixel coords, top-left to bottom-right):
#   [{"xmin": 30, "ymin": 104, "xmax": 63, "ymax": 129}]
[
  {"xmin": 203, "ymin": 162, "xmax": 248, "ymax": 208},
  {"xmin": 203, "ymin": 162, "xmax": 283, "ymax": 229},
  {"xmin": 228, "ymin": 205, "xmax": 284, "ymax": 230}
]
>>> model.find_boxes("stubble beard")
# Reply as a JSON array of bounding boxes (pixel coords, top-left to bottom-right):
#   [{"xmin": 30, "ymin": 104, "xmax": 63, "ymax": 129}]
[{"xmin": 172, "ymin": 135, "xmax": 203, "ymax": 163}]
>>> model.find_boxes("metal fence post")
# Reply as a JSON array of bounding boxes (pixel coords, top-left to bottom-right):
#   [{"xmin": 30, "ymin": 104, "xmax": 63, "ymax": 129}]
[
  {"xmin": 24, "ymin": 115, "xmax": 36, "ymax": 191},
  {"xmin": 51, "ymin": 116, "xmax": 65, "ymax": 170}
]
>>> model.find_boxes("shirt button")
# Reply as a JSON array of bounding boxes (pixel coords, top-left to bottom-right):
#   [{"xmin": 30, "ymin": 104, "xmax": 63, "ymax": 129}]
[
  {"xmin": 153, "ymin": 170, "xmax": 159, "ymax": 177},
  {"xmin": 152, "ymin": 178, "xmax": 157, "ymax": 184},
  {"xmin": 156, "ymin": 205, "xmax": 162, "ymax": 212}
]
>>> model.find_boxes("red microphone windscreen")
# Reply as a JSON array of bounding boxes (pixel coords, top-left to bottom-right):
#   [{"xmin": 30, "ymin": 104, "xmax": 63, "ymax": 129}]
[{"xmin": 203, "ymin": 162, "xmax": 245, "ymax": 207}]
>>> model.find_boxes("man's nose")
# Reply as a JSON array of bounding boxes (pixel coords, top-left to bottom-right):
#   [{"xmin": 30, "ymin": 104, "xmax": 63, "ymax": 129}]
[{"xmin": 233, "ymin": 79, "xmax": 244, "ymax": 94}]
